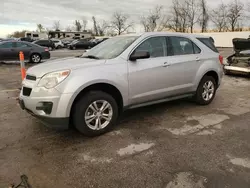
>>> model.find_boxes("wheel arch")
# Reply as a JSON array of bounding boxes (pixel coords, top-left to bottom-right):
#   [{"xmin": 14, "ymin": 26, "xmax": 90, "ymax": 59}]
[
  {"xmin": 69, "ymin": 82, "xmax": 124, "ymax": 121},
  {"xmin": 201, "ymin": 70, "xmax": 219, "ymax": 88}
]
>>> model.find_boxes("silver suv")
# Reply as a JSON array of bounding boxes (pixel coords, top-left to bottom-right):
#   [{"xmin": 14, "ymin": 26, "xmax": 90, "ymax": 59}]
[{"xmin": 19, "ymin": 32, "xmax": 223, "ymax": 136}]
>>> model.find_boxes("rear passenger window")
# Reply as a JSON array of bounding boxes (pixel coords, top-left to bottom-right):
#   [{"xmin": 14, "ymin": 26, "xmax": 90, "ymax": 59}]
[
  {"xmin": 0, "ymin": 42, "xmax": 14, "ymax": 48},
  {"xmin": 134, "ymin": 37, "xmax": 167, "ymax": 58},
  {"xmin": 169, "ymin": 36, "xmax": 200, "ymax": 55},
  {"xmin": 193, "ymin": 43, "xmax": 201, "ymax": 54},
  {"xmin": 197, "ymin": 37, "xmax": 218, "ymax": 52}
]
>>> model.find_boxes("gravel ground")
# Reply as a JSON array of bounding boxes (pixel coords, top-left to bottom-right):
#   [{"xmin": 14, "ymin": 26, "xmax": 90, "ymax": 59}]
[{"xmin": 0, "ymin": 48, "xmax": 250, "ymax": 188}]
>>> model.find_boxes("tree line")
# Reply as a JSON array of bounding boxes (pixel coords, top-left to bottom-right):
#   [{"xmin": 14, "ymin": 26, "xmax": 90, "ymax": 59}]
[{"xmin": 8, "ymin": 0, "xmax": 249, "ymax": 38}]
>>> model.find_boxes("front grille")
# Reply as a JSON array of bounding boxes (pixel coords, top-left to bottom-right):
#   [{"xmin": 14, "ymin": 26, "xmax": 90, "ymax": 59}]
[
  {"xmin": 26, "ymin": 75, "xmax": 36, "ymax": 81},
  {"xmin": 22, "ymin": 87, "xmax": 32, "ymax": 96}
]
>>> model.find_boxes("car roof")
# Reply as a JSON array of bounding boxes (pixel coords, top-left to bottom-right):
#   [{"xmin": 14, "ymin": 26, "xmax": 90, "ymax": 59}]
[{"xmin": 117, "ymin": 32, "xmax": 212, "ymax": 39}]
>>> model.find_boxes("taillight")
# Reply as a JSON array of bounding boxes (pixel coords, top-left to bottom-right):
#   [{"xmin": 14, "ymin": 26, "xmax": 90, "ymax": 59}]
[
  {"xmin": 45, "ymin": 48, "xmax": 49, "ymax": 52},
  {"xmin": 219, "ymin": 55, "xmax": 223, "ymax": 64}
]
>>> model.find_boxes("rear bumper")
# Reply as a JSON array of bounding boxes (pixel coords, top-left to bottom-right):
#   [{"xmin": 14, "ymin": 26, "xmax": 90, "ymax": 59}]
[
  {"xmin": 19, "ymin": 98, "xmax": 69, "ymax": 130},
  {"xmin": 224, "ymin": 65, "xmax": 250, "ymax": 73},
  {"xmin": 41, "ymin": 52, "xmax": 50, "ymax": 60}
]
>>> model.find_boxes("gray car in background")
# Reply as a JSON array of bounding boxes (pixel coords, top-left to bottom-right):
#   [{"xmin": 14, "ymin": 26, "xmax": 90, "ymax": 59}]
[
  {"xmin": 19, "ymin": 32, "xmax": 223, "ymax": 137},
  {"xmin": 0, "ymin": 41, "xmax": 50, "ymax": 63}
]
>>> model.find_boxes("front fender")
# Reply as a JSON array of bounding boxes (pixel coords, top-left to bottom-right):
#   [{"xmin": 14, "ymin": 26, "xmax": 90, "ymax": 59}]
[{"xmin": 56, "ymin": 64, "xmax": 128, "ymax": 117}]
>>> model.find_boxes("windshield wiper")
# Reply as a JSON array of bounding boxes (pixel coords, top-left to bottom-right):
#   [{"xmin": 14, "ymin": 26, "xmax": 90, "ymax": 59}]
[{"xmin": 82, "ymin": 55, "xmax": 99, "ymax": 59}]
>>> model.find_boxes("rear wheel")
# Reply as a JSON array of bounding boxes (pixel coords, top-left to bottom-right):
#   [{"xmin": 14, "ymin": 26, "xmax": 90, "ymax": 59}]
[
  {"xmin": 30, "ymin": 53, "xmax": 41, "ymax": 63},
  {"xmin": 195, "ymin": 76, "xmax": 216, "ymax": 105},
  {"xmin": 73, "ymin": 91, "xmax": 118, "ymax": 137}
]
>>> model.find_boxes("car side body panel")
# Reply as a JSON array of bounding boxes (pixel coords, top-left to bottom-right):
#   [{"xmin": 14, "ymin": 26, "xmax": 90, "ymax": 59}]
[{"xmin": 55, "ymin": 58, "xmax": 129, "ymax": 117}]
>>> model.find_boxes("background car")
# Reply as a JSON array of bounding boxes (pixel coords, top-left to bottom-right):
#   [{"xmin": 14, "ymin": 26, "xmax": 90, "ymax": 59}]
[
  {"xmin": 33, "ymin": 39, "xmax": 55, "ymax": 51},
  {"xmin": 0, "ymin": 41, "xmax": 50, "ymax": 63},
  {"xmin": 92, "ymin": 38, "xmax": 109, "ymax": 46},
  {"xmin": 68, "ymin": 39, "xmax": 94, "ymax": 50},
  {"xmin": 18, "ymin": 37, "xmax": 34, "ymax": 43},
  {"xmin": 61, "ymin": 38, "xmax": 74, "ymax": 47},
  {"xmin": 51, "ymin": 39, "xmax": 64, "ymax": 49},
  {"xmin": 224, "ymin": 38, "xmax": 250, "ymax": 75}
]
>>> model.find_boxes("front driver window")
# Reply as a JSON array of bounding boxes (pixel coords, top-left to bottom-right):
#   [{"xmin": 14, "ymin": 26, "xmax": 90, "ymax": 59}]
[
  {"xmin": 16, "ymin": 42, "xmax": 30, "ymax": 48},
  {"xmin": 134, "ymin": 37, "xmax": 167, "ymax": 58}
]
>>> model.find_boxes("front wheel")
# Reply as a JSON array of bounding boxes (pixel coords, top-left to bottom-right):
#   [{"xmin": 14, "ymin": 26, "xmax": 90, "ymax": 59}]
[
  {"xmin": 73, "ymin": 91, "xmax": 119, "ymax": 137},
  {"xmin": 195, "ymin": 76, "xmax": 216, "ymax": 105}
]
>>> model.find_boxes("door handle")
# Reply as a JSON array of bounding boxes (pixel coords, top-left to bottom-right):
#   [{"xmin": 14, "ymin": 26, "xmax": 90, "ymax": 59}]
[
  {"xmin": 163, "ymin": 62, "xmax": 171, "ymax": 67},
  {"xmin": 196, "ymin": 57, "xmax": 201, "ymax": 62}
]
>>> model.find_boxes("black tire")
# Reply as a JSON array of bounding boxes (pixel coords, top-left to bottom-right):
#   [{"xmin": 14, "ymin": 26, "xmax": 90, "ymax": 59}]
[
  {"xmin": 195, "ymin": 76, "xmax": 217, "ymax": 105},
  {"xmin": 30, "ymin": 53, "xmax": 41, "ymax": 63},
  {"xmin": 73, "ymin": 91, "xmax": 119, "ymax": 137}
]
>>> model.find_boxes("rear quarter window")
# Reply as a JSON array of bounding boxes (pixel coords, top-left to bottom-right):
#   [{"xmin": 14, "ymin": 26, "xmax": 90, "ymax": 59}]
[{"xmin": 197, "ymin": 37, "xmax": 218, "ymax": 53}]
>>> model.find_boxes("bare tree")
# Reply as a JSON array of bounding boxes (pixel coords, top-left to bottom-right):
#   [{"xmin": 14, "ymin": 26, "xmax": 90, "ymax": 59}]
[
  {"xmin": 210, "ymin": 3, "xmax": 228, "ymax": 32},
  {"xmin": 92, "ymin": 16, "xmax": 99, "ymax": 35},
  {"xmin": 74, "ymin": 20, "xmax": 82, "ymax": 31},
  {"xmin": 82, "ymin": 17, "xmax": 88, "ymax": 31},
  {"xmin": 185, "ymin": 0, "xmax": 200, "ymax": 33},
  {"xmin": 65, "ymin": 26, "xmax": 72, "ymax": 32},
  {"xmin": 140, "ymin": 6, "xmax": 167, "ymax": 32},
  {"xmin": 37, "ymin": 24, "xmax": 44, "ymax": 32},
  {"xmin": 167, "ymin": 0, "xmax": 189, "ymax": 32},
  {"xmin": 199, "ymin": 0, "xmax": 209, "ymax": 32},
  {"xmin": 111, "ymin": 12, "xmax": 133, "ymax": 35},
  {"xmin": 98, "ymin": 20, "xmax": 109, "ymax": 36},
  {"xmin": 53, "ymin": 20, "xmax": 61, "ymax": 31},
  {"xmin": 227, "ymin": 0, "xmax": 244, "ymax": 31}
]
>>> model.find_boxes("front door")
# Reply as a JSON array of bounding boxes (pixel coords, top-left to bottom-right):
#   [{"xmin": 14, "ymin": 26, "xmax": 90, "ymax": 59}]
[{"xmin": 128, "ymin": 36, "xmax": 170, "ymax": 105}]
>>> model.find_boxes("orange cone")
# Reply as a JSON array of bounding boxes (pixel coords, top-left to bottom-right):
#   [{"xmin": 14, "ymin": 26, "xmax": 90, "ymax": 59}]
[{"xmin": 19, "ymin": 51, "xmax": 26, "ymax": 80}]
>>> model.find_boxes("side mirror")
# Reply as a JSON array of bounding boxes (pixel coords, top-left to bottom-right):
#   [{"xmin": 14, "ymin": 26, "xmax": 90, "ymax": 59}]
[{"xmin": 129, "ymin": 51, "xmax": 150, "ymax": 61}]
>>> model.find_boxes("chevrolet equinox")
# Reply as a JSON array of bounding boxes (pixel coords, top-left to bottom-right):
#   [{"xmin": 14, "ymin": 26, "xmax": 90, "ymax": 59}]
[{"xmin": 19, "ymin": 32, "xmax": 223, "ymax": 136}]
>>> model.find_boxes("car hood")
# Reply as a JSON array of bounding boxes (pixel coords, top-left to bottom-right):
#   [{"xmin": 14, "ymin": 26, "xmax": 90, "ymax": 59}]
[
  {"xmin": 27, "ymin": 57, "xmax": 106, "ymax": 78},
  {"xmin": 233, "ymin": 38, "xmax": 250, "ymax": 52}
]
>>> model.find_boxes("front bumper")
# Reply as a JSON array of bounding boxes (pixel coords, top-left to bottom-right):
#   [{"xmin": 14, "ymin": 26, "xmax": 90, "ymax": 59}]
[
  {"xmin": 224, "ymin": 65, "xmax": 250, "ymax": 74},
  {"xmin": 19, "ymin": 79, "xmax": 74, "ymax": 130},
  {"xmin": 19, "ymin": 98, "xmax": 69, "ymax": 130},
  {"xmin": 41, "ymin": 51, "xmax": 51, "ymax": 60}
]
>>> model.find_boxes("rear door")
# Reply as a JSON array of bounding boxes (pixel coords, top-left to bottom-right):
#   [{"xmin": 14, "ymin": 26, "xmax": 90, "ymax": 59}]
[
  {"xmin": 166, "ymin": 36, "xmax": 202, "ymax": 94},
  {"xmin": 0, "ymin": 42, "xmax": 15, "ymax": 61},
  {"xmin": 14, "ymin": 42, "xmax": 32, "ymax": 60}
]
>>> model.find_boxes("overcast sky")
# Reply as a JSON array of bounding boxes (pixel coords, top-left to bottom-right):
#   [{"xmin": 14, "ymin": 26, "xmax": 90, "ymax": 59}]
[{"xmin": 1, "ymin": 0, "xmax": 248, "ymax": 37}]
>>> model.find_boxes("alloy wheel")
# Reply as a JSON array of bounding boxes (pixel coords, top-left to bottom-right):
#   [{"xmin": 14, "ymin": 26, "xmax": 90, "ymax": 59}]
[
  {"xmin": 32, "ymin": 54, "xmax": 40, "ymax": 63},
  {"xmin": 84, "ymin": 100, "xmax": 113, "ymax": 130},
  {"xmin": 202, "ymin": 80, "xmax": 215, "ymax": 101}
]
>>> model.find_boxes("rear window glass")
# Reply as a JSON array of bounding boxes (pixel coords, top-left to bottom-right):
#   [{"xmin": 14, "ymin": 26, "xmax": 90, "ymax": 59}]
[{"xmin": 197, "ymin": 37, "xmax": 218, "ymax": 52}]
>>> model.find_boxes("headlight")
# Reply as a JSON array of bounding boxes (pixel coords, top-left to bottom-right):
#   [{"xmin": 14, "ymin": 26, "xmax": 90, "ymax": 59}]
[{"xmin": 37, "ymin": 70, "xmax": 70, "ymax": 89}]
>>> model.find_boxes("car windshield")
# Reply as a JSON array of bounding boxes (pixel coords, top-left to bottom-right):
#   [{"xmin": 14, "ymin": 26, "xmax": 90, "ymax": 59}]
[
  {"xmin": 82, "ymin": 36, "xmax": 138, "ymax": 59},
  {"xmin": 71, "ymin": 40, "xmax": 79, "ymax": 44}
]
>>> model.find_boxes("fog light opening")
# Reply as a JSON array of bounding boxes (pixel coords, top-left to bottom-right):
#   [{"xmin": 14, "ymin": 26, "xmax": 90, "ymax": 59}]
[{"xmin": 36, "ymin": 102, "xmax": 53, "ymax": 114}]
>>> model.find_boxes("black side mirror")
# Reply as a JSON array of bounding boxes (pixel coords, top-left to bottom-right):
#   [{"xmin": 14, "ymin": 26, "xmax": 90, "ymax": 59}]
[{"xmin": 129, "ymin": 51, "xmax": 150, "ymax": 61}]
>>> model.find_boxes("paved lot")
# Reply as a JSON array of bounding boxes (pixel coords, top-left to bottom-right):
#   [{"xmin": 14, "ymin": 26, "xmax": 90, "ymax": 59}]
[{"xmin": 1, "ymin": 48, "xmax": 250, "ymax": 188}]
